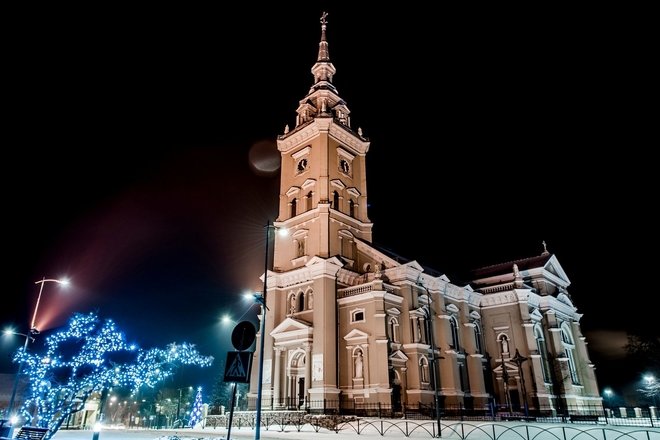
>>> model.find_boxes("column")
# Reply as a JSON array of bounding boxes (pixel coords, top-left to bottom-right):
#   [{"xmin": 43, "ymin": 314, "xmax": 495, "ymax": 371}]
[
  {"xmin": 304, "ymin": 345, "xmax": 312, "ymax": 403},
  {"xmin": 273, "ymin": 347, "xmax": 283, "ymax": 408}
]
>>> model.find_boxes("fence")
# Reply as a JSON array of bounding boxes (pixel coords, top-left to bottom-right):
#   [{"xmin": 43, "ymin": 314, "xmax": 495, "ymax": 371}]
[
  {"xmin": 202, "ymin": 413, "xmax": 660, "ymax": 439},
  {"xmin": 209, "ymin": 398, "xmax": 657, "ymax": 428}
]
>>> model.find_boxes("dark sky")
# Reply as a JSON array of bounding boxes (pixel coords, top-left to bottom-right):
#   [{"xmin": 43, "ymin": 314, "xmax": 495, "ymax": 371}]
[{"xmin": 2, "ymin": 5, "xmax": 654, "ymax": 397}]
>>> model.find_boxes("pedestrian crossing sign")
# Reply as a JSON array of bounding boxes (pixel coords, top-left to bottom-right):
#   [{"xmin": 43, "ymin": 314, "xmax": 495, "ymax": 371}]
[{"xmin": 224, "ymin": 351, "xmax": 253, "ymax": 383}]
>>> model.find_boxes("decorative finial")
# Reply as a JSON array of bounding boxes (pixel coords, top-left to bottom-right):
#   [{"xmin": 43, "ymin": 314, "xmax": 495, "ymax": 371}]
[
  {"xmin": 513, "ymin": 263, "xmax": 520, "ymax": 278},
  {"xmin": 358, "ymin": 127, "xmax": 363, "ymax": 137},
  {"xmin": 542, "ymin": 240, "xmax": 549, "ymax": 255},
  {"xmin": 317, "ymin": 12, "xmax": 330, "ymax": 62},
  {"xmin": 284, "ymin": 124, "xmax": 289, "ymax": 134}
]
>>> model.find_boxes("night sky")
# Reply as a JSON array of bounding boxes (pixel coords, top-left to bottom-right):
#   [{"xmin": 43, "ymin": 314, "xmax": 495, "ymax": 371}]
[{"xmin": 2, "ymin": 5, "xmax": 654, "ymax": 398}]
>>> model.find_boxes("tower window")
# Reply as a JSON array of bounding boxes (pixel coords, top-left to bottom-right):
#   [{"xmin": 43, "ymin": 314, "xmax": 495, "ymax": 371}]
[
  {"xmin": 306, "ymin": 191, "xmax": 313, "ymax": 211},
  {"xmin": 349, "ymin": 199, "xmax": 355, "ymax": 217},
  {"xmin": 333, "ymin": 191, "xmax": 340, "ymax": 211},
  {"xmin": 298, "ymin": 292, "xmax": 305, "ymax": 312},
  {"xmin": 291, "ymin": 198, "xmax": 297, "ymax": 218},
  {"xmin": 297, "ymin": 158, "xmax": 308, "ymax": 173}
]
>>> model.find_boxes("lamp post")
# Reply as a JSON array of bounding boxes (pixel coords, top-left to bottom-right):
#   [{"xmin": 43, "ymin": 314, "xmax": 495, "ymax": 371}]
[
  {"xmin": 511, "ymin": 349, "xmax": 529, "ymax": 417},
  {"xmin": 255, "ymin": 220, "xmax": 287, "ymax": 440},
  {"xmin": 6, "ymin": 277, "xmax": 69, "ymax": 421},
  {"xmin": 176, "ymin": 386, "xmax": 192, "ymax": 426},
  {"xmin": 603, "ymin": 388, "xmax": 613, "ymax": 418},
  {"xmin": 419, "ymin": 287, "xmax": 442, "ymax": 436}
]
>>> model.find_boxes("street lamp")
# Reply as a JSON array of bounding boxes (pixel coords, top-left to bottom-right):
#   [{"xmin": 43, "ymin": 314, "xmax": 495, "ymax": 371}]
[
  {"xmin": 6, "ymin": 277, "xmax": 69, "ymax": 420},
  {"xmin": 255, "ymin": 220, "xmax": 287, "ymax": 440},
  {"xmin": 644, "ymin": 375, "xmax": 658, "ymax": 408},
  {"xmin": 603, "ymin": 388, "xmax": 613, "ymax": 409},
  {"xmin": 511, "ymin": 349, "xmax": 529, "ymax": 417}
]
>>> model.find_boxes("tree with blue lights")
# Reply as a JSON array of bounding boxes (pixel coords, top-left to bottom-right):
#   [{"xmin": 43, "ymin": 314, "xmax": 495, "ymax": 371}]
[
  {"xmin": 13, "ymin": 311, "xmax": 213, "ymax": 440},
  {"xmin": 189, "ymin": 387, "xmax": 203, "ymax": 428}
]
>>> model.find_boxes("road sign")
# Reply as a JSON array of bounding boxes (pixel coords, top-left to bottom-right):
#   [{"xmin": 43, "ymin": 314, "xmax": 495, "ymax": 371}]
[
  {"xmin": 231, "ymin": 321, "xmax": 256, "ymax": 351},
  {"xmin": 224, "ymin": 351, "xmax": 253, "ymax": 383}
]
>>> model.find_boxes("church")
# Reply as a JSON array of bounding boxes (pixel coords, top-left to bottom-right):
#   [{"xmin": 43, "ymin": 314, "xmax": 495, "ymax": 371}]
[{"xmin": 247, "ymin": 13, "xmax": 601, "ymax": 416}]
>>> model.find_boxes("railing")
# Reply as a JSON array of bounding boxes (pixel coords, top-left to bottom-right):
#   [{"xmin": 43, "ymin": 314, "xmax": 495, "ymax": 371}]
[
  {"xmin": 202, "ymin": 414, "xmax": 660, "ymax": 439},
  {"xmin": 228, "ymin": 398, "xmax": 658, "ymax": 428},
  {"xmin": 479, "ymin": 282, "xmax": 515, "ymax": 294}
]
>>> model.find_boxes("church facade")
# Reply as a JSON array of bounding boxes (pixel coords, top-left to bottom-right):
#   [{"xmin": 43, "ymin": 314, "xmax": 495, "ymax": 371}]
[{"xmin": 247, "ymin": 14, "xmax": 601, "ymax": 415}]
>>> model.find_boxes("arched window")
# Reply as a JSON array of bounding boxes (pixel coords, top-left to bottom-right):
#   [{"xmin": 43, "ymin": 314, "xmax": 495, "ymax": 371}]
[
  {"xmin": 388, "ymin": 317, "xmax": 400, "ymax": 343},
  {"xmin": 349, "ymin": 199, "xmax": 355, "ymax": 217},
  {"xmin": 561, "ymin": 324, "xmax": 580, "ymax": 384},
  {"xmin": 333, "ymin": 191, "xmax": 340, "ymax": 211},
  {"xmin": 449, "ymin": 316, "xmax": 460, "ymax": 351},
  {"xmin": 290, "ymin": 198, "xmax": 297, "ymax": 218},
  {"xmin": 534, "ymin": 325, "xmax": 551, "ymax": 383},
  {"xmin": 474, "ymin": 323, "xmax": 483, "ymax": 354},
  {"xmin": 306, "ymin": 191, "xmax": 313, "ymax": 211},
  {"xmin": 298, "ymin": 292, "xmax": 305, "ymax": 312}
]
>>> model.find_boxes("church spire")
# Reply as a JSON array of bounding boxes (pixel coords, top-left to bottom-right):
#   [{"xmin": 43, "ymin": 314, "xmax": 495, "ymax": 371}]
[
  {"xmin": 288, "ymin": 11, "xmax": 357, "ymax": 130},
  {"xmin": 317, "ymin": 11, "xmax": 330, "ymax": 62},
  {"xmin": 311, "ymin": 11, "xmax": 336, "ymax": 85}
]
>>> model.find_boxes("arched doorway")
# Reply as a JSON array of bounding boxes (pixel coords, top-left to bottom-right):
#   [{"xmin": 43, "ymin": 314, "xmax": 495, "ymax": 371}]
[{"xmin": 288, "ymin": 351, "xmax": 307, "ymax": 409}]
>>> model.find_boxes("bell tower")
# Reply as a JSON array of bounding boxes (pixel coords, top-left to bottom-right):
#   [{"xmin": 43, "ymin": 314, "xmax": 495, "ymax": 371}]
[{"xmin": 274, "ymin": 11, "xmax": 372, "ymax": 272}]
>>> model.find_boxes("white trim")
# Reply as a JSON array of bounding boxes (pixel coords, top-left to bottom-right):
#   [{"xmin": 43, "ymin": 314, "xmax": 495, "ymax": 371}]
[
  {"xmin": 337, "ymin": 147, "xmax": 356, "ymax": 161},
  {"xmin": 291, "ymin": 145, "xmax": 311, "ymax": 159},
  {"xmin": 346, "ymin": 187, "xmax": 361, "ymax": 197},
  {"xmin": 286, "ymin": 186, "xmax": 301, "ymax": 197}
]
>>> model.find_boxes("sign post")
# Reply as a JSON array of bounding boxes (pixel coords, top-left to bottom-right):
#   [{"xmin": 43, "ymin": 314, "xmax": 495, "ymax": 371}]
[{"xmin": 224, "ymin": 321, "xmax": 256, "ymax": 440}]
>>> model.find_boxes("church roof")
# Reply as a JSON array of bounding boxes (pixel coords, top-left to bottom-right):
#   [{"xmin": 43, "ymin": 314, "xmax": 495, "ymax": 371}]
[
  {"xmin": 469, "ymin": 252, "xmax": 552, "ymax": 280},
  {"xmin": 368, "ymin": 240, "xmax": 445, "ymax": 278}
]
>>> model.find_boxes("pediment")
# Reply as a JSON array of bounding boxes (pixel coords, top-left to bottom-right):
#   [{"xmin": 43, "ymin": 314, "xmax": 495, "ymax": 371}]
[
  {"xmin": 286, "ymin": 186, "xmax": 301, "ymax": 197},
  {"xmin": 330, "ymin": 179, "xmax": 346, "ymax": 190},
  {"xmin": 389, "ymin": 350, "xmax": 409, "ymax": 362},
  {"xmin": 530, "ymin": 308, "xmax": 544, "ymax": 321},
  {"xmin": 346, "ymin": 187, "xmax": 361, "ymax": 197},
  {"xmin": 557, "ymin": 293, "xmax": 574, "ymax": 307},
  {"xmin": 302, "ymin": 179, "xmax": 316, "ymax": 189},
  {"xmin": 344, "ymin": 329, "xmax": 369, "ymax": 343},
  {"xmin": 402, "ymin": 260, "xmax": 424, "ymax": 272},
  {"xmin": 271, "ymin": 318, "xmax": 312, "ymax": 336},
  {"xmin": 305, "ymin": 255, "xmax": 344, "ymax": 267},
  {"xmin": 543, "ymin": 255, "xmax": 571, "ymax": 285},
  {"xmin": 387, "ymin": 308, "xmax": 401, "ymax": 316}
]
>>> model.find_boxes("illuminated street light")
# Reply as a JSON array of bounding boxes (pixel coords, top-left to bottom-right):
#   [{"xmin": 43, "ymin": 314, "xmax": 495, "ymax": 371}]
[
  {"xmin": 603, "ymin": 388, "xmax": 613, "ymax": 408},
  {"xmin": 6, "ymin": 277, "xmax": 69, "ymax": 420},
  {"xmin": 255, "ymin": 220, "xmax": 287, "ymax": 440},
  {"xmin": 644, "ymin": 375, "xmax": 658, "ymax": 408}
]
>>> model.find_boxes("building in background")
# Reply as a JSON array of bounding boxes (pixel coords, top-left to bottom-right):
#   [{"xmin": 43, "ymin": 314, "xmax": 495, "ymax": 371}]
[{"xmin": 247, "ymin": 13, "xmax": 601, "ymax": 416}]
